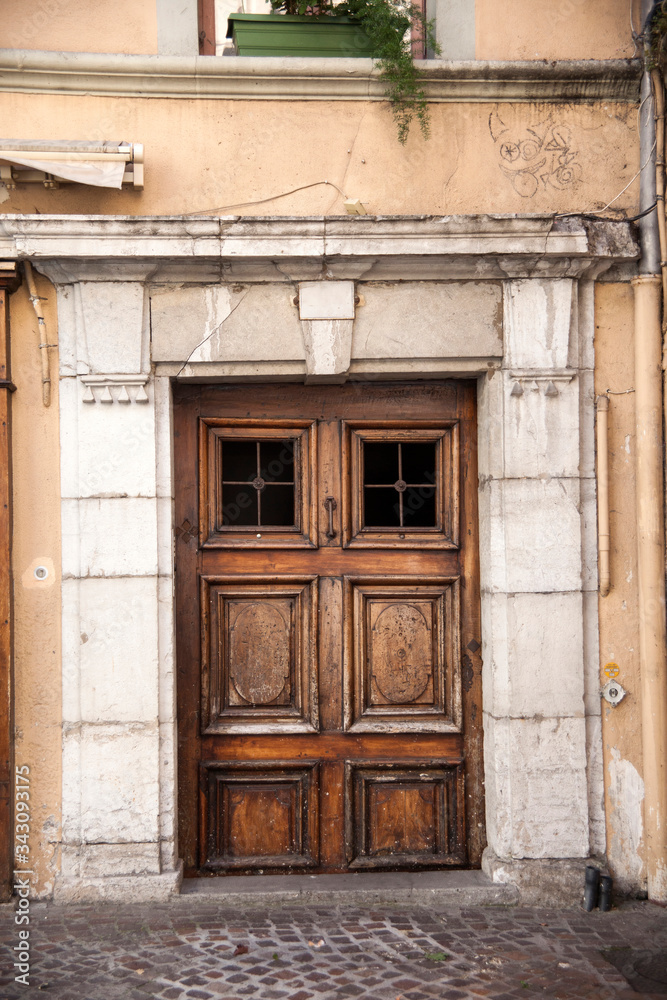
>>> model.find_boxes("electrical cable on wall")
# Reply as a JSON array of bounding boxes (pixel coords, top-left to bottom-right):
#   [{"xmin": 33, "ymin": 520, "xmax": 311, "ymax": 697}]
[
  {"xmin": 555, "ymin": 139, "xmax": 657, "ymax": 222},
  {"xmin": 184, "ymin": 180, "xmax": 351, "ymax": 217}
]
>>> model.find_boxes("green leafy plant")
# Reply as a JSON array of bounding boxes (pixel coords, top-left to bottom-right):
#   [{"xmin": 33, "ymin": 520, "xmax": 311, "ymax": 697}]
[
  {"xmin": 269, "ymin": 0, "xmax": 439, "ymax": 143},
  {"xmin": 646, "ymin": 1, "xmax": 667, "ymax": 70},
  {"xmin": 424, "ymin": 950, "xmax": 450, "ymax": 962}
]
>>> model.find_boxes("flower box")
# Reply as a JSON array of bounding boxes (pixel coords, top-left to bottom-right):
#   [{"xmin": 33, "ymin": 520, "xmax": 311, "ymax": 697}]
[{"xmin": 226, "ymin": 13, "xmax": 374, "ymax": 57}]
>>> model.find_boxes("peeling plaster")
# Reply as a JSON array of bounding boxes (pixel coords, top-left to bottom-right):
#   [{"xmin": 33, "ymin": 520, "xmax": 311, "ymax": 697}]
[
  {"xmin": 607, "ymin": 748, "xmax": 645, "ymax": 890},
  {"xmin": 190, "ymin": 286, "xmax": 233, "ymax": 363}
]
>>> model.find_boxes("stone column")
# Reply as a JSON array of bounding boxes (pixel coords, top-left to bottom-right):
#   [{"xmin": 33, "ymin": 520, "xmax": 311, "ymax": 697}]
[
  {"xmin": 478, "ymin": 277, "xmax": 602, "ymax": 902},
  {"xmin": 44, "ymin": 271, "xmax": 180, "ymax": 900}
]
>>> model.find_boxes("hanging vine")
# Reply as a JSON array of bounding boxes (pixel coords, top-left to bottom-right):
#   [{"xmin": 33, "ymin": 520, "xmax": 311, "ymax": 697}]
[
  {"xmin": 646, "ymin": 1, "xmax": 667, "ymax": 71},
  {"xmin": 270, "ymin": 0, "xmax": 439, "ymax": 143}
]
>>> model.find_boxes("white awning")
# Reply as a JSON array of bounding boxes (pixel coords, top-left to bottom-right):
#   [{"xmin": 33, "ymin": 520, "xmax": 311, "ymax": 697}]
[{"xmin": 0, "ymin": 140, "xmax": 144, "ymax": 189}]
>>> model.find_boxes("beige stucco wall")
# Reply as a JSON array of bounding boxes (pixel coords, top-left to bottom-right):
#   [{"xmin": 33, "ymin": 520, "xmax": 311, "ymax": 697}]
[
  {"xmin": 594, "ymin": 282, "xmax": 645, "ymax": 894},
  {"xmin": 476, "ymin": 0, "xmax": 634, "ymax": 61},
  {"xmin": 0, "ymin": 0, "xmax": 158, "ymax": 55},
  {"xmin": 0, "ymin": 93, "xmax": 638, "ymax": 217},
  {"xmin": 0, "ymin": 0, "xmax": 633, "ymax": 61},
  {"xmin": 10, "ymin": 274, "xmax": 61, "ymax": 897}
]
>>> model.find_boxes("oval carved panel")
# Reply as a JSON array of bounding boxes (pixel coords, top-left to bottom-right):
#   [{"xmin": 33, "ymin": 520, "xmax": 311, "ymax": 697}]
[
  {"xmin": 371, "ymin": 603, "xmax": 432, "ymax": 704},
  {"xmin": 230, "ymin": 602, "xmax": 291, "ymax": 705}
]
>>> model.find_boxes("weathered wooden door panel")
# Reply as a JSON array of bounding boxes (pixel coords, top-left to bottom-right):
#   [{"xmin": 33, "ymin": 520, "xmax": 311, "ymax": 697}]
[
  {"xmin": 345, "ymin": 761, "xmax": 465, "ymax": 868},
  {"xmin": 175, "ymin": 382, "xmax": 483, "ymax": 876},
  {"xmin": 344, "ymin": 577, "xmax": 461, "ymax": 733},
  {"xmin": 201, "ymin": 576, "xmax": 318, "ymax": 734},
  {"xmin": 201, "ymin": 761, "xmax": 319, "ymax": 870}
]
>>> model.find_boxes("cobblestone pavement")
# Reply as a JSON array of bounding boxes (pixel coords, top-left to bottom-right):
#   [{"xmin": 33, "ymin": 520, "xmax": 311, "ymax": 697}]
[{"xmin": 0, "ymin": 898, "xmax": 666, "ymax": 1000}]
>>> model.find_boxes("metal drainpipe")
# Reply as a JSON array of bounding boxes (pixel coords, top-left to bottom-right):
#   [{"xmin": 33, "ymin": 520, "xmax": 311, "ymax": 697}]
[
  {"xmin": 596, "ymin": 394, "xmax": 610, "ymax": 598},
  {"xmin": 632, "ymin": 0, "xmax": 667, "ymax": 903}
]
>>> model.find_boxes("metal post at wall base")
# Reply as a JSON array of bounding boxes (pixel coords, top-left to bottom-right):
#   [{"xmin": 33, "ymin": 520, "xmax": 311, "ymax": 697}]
[
  {"xmin": 583, "ymin": 865, "xmax": 600, "ymax": 911},
  {"xmin": 599, "ymin": 875, "xmax": 613, "ymax": 912},
  {"xmin": 632, "ymin": 274, "xmax": 667, "ymax": 904},
  {"xmin": 0, "ymin": 265, "xmax": 19, "ymax": 901}
]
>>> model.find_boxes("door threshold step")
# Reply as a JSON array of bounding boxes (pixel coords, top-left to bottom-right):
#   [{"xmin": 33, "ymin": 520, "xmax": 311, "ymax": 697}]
[{"xmin": 180, "ymin": 869, "xmax": 518, "ymax": 907}]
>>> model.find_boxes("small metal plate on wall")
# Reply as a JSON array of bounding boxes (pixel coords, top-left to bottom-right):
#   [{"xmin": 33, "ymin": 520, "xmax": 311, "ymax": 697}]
[{"xmin": 600, "ymin": 679, "xmax": 627, "ymax": 706}]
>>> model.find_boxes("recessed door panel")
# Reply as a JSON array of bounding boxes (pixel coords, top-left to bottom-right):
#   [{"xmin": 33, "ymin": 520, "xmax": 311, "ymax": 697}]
[
  {"xmin": 345, "ymin": 761, "xmax": 465, "ymax": 868},
  {"xmin": 201, "ymin": 761, "xmax": 319, "ymax": 870},
  {"xmin": 175, "ymin": 382, "xmax": 483, "ymax": 877},
  {"xmin": 344, "ymin": 577, "xmax": 462, "ymax": 733},
  {"xmin": 201, "ymin": 577, "xmax": 318, "ymax": 734}
]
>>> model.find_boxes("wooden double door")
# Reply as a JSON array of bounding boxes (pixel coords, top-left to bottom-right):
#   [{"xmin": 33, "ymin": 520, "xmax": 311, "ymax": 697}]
[{"xmin": 175, "ymin": 381, "xmax": 484, "ymax": 877}]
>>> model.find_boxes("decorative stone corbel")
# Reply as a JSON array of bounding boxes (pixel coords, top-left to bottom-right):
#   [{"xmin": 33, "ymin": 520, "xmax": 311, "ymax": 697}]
[
  {"xmin": 508, "ymin": 372, "xmax": 576, "ymax": 398},
  {"xmin": 80, "ymin": 374, "xmax": 150, "ymax": 403},
  {"xmin": 298, "ymin": 280, "xmax": 355, "ymax": 383}
]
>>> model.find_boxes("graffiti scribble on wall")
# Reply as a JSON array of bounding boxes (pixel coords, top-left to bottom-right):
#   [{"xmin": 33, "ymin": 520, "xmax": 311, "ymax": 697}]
[{"xmin": 489, "ymin": 107, "xmax": 582, "ymax": 198}]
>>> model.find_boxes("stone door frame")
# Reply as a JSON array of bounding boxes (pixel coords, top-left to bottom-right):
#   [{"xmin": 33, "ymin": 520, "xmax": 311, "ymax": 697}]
[{"xmin": 1, "ymin": 213, "xmax": 637, "ymax": 900}]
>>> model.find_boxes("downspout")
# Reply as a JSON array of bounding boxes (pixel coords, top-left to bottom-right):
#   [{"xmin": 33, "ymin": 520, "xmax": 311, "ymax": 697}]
[
  {"xmin": 596, "ymin": 394, "xmax": 610, "ymax": 598},
  {"xmin": 633, "ymin": 0, "xmax": 667, "ymax": 903},
  {"xmin": 651, "ymin": 69, "xmax": 667, "ymax": 314}
]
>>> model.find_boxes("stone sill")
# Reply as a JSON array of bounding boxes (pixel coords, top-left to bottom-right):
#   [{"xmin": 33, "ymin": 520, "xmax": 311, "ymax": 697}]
[
  {"xmin": 0, "ymin": 49, "xmax": 641, "ymax": 101},
  {"xmin": 181, "ymin": 869, "xmax": 519, "ymax": 906}
]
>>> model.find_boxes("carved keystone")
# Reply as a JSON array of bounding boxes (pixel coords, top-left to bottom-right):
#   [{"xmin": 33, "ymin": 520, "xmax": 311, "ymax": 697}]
[{"xmin": 298, "ymin": 281, "xmax": 355, "ymax": 383}]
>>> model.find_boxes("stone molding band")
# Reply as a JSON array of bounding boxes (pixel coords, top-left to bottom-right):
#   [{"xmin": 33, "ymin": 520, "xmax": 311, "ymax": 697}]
[
  {"xmin": 0, "ymin": 50, "xmax": 641, "ymax": 102},
  {"xmin": 0, "ymin": 214, "xmax": 640, "ymax": 284}
]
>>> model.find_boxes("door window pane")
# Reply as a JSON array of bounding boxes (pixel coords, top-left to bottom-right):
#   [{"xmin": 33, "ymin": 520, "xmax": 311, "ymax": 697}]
[
  {"xmin": 222, "ymin": 440, "xmax": 257, "ymax": 482},
  {"xmin": 364, "ymin": 442, "xmax": 399, "ymax": 484},
  {"xmin": 402, "ymin": 486, "xmax": 436, "ymax": 527},
  {"xmin": 222, "ymin": 485, "xmax": 258, "ymax": 526},
  {"xmin": 362, "ymin": 440, "xmax": 437, "ymax": 528},
  {"xmin": 222, "ymin": 439, "xmax": 296, "ymax": 528},
  {"xmin": 261, "ymin": 484, "xmax": 295, "ymax": 526},
  {"xmin": 364, "ymin": 487, "xmax": 401, "ymax": 527},
  {"xmin": 402, "ymin": 442, "xmax": 436, "ymax": 485},
  {"xmin": 261, "ymin": 440, "xmax": 295, "ymax": 483}
]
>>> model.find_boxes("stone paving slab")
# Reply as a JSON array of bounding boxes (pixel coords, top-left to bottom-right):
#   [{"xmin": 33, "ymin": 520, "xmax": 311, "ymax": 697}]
[{"xmin": 0, "ymin": 897, "xmax": 665, "ymax": 1000}]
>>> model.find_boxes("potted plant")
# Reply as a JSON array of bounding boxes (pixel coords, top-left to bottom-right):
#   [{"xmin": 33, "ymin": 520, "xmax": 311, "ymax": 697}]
[{"xmin": 227, "ymin": 0, "xmax": 439, "ymax": 143}]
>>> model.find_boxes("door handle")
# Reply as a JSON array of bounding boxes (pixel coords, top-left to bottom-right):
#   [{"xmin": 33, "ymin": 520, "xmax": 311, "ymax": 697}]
[{"xmin": 324, "ymin": 496, "xmax": 337, "ymax": 539}]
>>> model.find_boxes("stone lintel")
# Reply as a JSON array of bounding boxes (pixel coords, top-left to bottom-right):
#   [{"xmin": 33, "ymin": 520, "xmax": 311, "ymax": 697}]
[{"xmin": 0, "ymin": 214, "xmax": 639, "ymax": 284}]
